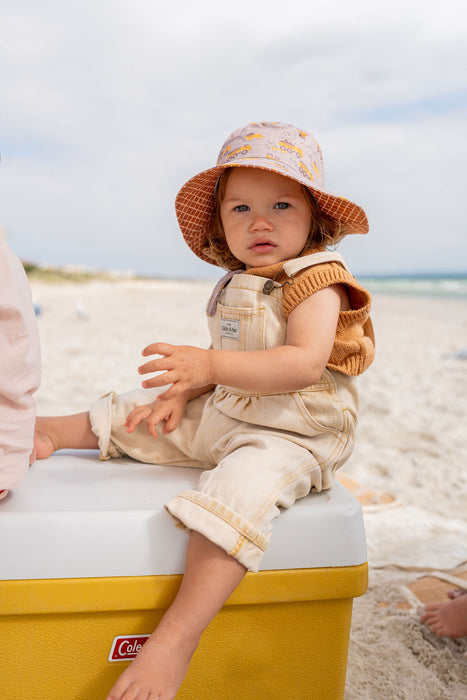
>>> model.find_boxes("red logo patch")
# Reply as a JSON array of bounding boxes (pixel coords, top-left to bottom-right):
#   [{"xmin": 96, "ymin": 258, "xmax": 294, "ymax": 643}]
[{"xmin": 108, "ymin": 634, "xmax": 151, "ymax": 662}]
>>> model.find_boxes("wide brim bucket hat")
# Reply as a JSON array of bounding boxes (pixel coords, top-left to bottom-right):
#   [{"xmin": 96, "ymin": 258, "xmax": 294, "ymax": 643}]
[{"xmin": 175, "ymin": 122, "xmax": 369, "ymax": 266}]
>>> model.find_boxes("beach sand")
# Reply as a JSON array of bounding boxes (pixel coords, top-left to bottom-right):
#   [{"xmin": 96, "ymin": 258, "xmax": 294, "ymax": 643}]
[{"xmin": 31, "ymin": 278, "xmax": 467, "ymax": 698}]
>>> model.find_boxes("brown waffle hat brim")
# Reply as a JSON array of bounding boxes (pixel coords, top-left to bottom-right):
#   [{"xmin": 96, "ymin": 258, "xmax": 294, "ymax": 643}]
[{"xmin": 175, "ymin": 161, "xmax": 368, "ymax": 266}]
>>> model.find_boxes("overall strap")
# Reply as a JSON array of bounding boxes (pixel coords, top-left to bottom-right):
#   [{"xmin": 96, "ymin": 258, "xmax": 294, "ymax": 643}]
[
  {"xmin": 261, "ymin": 251, "xmax": 350, "ymax": 295},
  {"xmin": 206, "ymin": 269, "xmax": 244, "ymax": 317},
  {"xmin": 208, "ymin": 253, "xmax": 351, "ymax": 312},
  {"xmin": 282, "ymin": 251, "xmax": 350, "ymax": 277}
]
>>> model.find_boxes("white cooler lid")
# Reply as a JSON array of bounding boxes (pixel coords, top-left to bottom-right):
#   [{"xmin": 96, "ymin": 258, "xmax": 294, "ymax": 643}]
[{"xmin": 0, "ymin": 450, "xmax": 366, "ymax": 580}]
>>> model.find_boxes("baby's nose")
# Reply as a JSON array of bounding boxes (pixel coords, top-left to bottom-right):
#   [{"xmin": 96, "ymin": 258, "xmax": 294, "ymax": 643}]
[{"xmin": 250, "ymin": 213, "xmax": 273, "ymax": 231}]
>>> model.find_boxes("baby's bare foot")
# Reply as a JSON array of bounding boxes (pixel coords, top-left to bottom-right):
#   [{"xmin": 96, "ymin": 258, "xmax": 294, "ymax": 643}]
[{"xmin": 106, "ymin": 618, "xmax": 199, "ymax": 700}]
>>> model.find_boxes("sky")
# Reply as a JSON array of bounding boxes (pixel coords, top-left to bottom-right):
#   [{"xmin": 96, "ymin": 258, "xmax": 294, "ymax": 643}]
[{"xmin": 1, "ymin": 0, "xmax": 466, "ymax": 279}]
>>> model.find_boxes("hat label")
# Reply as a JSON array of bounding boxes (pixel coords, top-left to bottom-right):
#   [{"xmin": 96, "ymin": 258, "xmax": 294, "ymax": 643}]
[
  {"xmin": 220, "ymin": 318, "xmax": 240, "ymax": 340},
  {"xmin": 108, "ymin": 634, "xmax": 151, "ymax": 662}
]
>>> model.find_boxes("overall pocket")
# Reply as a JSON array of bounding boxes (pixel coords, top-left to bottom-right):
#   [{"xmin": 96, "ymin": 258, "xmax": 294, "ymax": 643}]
[
  {"xmin": 290, "ymin": 369, "xmax": 358, "ymax": 446},
  {"xmin": 215, "ymin": 303, "xmax": 267, "ymax": 351}
]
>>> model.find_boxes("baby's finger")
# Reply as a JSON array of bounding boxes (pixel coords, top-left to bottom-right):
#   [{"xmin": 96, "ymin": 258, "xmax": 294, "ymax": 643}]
[
  {"xmin": 162, "ymin": 410, "xmax": 182, "ymax": 434},
  {"xmin": 125, "ymin": 406, "xmax": 150, "ymax": 433},
  {"xmin": 138, "ymin": 356, "xmax": 172, "ymax": 376},
  {"xmin": 142, "ymin": 342, "xmax": 175, "ymax": 358},
  {"xmin": 142, "ymin": 371, "xmax": 178, "ymax": 389},
  {"xmin": 155, "ymin": 382, "xmax": 187, "ymax": 401},
  {"xmin": 145, "ymin": 420, "xmax": 159, "ymax": 439},
  {"xmin": 125, "ymin": 418, "xmax": 140, "ymax": 433},
  {"xmin": 144, "ymin": 408, "xmax": 168, "ymax": 438}
]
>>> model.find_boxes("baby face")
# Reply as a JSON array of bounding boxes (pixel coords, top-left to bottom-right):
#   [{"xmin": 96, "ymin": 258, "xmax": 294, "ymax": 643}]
[{"xmin": 219, "ymin": 168, "xmax": 312, "ymax": 269}]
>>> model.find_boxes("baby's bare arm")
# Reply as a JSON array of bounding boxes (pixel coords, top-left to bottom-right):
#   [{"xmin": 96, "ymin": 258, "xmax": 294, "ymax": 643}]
[{"xmin": 139, "ymin": 286, "xmax": 342, "ymax": 399}]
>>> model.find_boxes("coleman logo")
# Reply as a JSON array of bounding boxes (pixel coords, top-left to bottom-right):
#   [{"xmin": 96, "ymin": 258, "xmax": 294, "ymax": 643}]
[{"xmin": 108, "ymin": 634, "xmax": 150, "ymax": 662}]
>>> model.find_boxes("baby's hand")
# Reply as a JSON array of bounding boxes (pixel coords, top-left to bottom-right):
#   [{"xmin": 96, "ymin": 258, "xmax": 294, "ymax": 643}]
[
  {"xmin": 125, "ymin": 395, "xmax": 188, "ymax": 438},
  {"xmin": 138, "ymin": 342, "xmax": 212, "ymax": 400}
]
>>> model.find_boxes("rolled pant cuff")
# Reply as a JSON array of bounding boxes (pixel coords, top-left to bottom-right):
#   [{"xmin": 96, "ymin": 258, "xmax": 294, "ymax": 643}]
[
  {"xmin": 165, "ymin": 490, "xmax": 268, "ymax": 572},
  {"xmin": 89, "ymin": 392, "xmax": 123, "ymax": 460}
]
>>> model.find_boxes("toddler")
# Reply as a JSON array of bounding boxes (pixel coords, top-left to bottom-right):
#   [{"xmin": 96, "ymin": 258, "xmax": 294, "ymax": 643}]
[{"xmin": 35, "ymin": 122, "xmax": 375, "ymax": 700}]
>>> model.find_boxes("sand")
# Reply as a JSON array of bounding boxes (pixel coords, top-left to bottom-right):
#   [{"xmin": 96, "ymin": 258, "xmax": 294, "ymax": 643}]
[{"xmin": 31, "ymin": 278, "xmax": 467, "ymax": 698}]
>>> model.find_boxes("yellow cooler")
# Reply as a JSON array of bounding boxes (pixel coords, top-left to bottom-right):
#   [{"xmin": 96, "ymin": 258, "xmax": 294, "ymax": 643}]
[{"xmin": 0, "ymin": 451, "xmax": 367, "ymax": 699}]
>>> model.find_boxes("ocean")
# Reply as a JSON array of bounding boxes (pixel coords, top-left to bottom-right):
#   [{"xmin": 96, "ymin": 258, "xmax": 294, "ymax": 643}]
[{"xmin": 358, "ymin": 274, "xmax": 467, "ymax": 299}]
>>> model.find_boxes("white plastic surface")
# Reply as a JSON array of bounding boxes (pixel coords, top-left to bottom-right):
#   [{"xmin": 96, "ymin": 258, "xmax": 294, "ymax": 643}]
[{"xmin": 0, "ymin": 450, "xmax": 367, "ymax": 580}]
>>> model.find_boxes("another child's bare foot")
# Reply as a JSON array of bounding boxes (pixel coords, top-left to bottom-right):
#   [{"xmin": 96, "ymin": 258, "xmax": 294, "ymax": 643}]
[
  {"xmin": 34, "ymin": 417, "xmax": 62, "ymax": 460},
  {"xmin": 447, "ymin": 588, "xmax": 467, "ymax": 600},
  {"xmin": 418, "ymin": 592, "xmax": 467, "ymax": 638},
  {"xmin": 106, "ymin": 616, "xmax": 199, "ymax": 700},
  {"xmin": 33, "ymin": 412, "xmax": 98, "ymax": 461}
]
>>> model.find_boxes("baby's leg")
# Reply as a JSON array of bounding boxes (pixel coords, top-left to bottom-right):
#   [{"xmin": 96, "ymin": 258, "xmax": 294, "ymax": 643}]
[
  {"xmin": 106, "ymin": 530, "xmax": 246, "ymax": 700},
  {"xmin": 34, "ymin": 413, "xmax": 98, "ymax": 459}
]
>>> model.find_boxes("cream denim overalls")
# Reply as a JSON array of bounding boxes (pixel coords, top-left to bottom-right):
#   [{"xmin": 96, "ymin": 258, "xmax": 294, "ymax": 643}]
[{"xmin": 90, "ymin": 253, "xmax": 359, "ymax": 571}]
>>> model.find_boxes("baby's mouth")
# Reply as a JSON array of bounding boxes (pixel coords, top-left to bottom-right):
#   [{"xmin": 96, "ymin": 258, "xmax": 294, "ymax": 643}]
[{"xmin": 249, "ymin": 240, "xmax": 276, "ymax": 253}]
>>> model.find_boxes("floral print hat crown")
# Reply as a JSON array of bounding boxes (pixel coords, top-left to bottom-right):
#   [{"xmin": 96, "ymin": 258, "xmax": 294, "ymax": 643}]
[{"xmin": 175, "ymin": 121, "xmax": 369, "ymax": 266}]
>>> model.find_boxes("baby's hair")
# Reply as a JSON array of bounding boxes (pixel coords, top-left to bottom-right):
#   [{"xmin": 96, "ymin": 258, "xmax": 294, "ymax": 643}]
[{"xmin": 203, "ymin": 168, "xmax": 347, "ymax": 270}]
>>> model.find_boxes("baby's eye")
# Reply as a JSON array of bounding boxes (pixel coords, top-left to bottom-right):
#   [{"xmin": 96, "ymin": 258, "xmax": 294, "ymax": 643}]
[
  {"xmin": 234, "ymin": 204, "xmax": 249, "ymax": 212},
  {"xmin": 274, "ymin": 202, "xmax": 290, "ymax": 210}
]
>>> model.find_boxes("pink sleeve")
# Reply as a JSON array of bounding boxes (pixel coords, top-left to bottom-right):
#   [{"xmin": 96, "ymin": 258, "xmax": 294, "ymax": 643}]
[{"xmin": 0, "ymin": 240, "xmax": 41, "ymax": 489}]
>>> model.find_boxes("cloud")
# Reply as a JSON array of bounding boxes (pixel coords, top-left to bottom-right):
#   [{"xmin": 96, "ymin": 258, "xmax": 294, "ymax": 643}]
[{"xmin": 1, "ymin": 0, "xmax": 466, "ymax": 276}]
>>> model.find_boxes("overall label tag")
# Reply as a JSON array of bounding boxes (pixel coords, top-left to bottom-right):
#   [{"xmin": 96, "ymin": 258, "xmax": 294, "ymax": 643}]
[
  {"xmin": 220, "ymin": 318, "xmax": 240, "ymax": 340},
  {"xmin": 108, "ymin": 634, "xmax": 151, "ymax": 662}
]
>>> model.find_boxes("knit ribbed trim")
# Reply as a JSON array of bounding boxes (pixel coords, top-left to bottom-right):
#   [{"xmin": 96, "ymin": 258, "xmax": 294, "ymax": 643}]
[
  {"xmin": 328, "ymin": 336, "xmax": 375, "ymax": 376},
  {"xmin": 245, "ymin": 260, "xmax": 287, "ymax": 281},
  {"xmin": 244, "ymin": 246, "xmax": 327, "ymax": 281},
  {"xmin": 282, "ymin": 263, "xmax": 369, "ymax": 317}
]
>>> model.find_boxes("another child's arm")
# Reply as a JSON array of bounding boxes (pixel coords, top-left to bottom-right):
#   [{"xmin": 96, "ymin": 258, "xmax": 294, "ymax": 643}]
[
  {"xmin": 139, "ymin": 285, "xmax": 344, "ymax": 399},
  {"xmin": 0, "ymin": 241, "xmax": 41, "ymax": 488}
]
